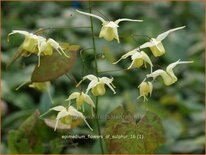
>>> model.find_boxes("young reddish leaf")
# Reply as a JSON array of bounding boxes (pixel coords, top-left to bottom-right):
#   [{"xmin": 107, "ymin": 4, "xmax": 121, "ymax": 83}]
[
  {"xmin": 31, "ymin": 44, "xmax": 80, "ymax": 82},
  {"xmin": 137, "ymin": 111, "xmax": 165, "ymax": 153},
  {"xmin": 104, "ymin": 106, "xmax": 165, "ymax": 154},
  {"xmin": 109, "ymin": 123, "xmax": 146, "ymax": 154}
]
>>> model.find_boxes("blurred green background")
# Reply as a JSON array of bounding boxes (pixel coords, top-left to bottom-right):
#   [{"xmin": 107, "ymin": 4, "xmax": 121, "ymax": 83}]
[{"xmin": 1, "ymin": 1, "xmax": 205, "ymax": 154}]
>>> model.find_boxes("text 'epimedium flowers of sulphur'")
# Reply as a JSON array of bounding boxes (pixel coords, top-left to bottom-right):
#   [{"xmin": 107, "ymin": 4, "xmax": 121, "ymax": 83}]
[{"xmin": 137, "ymin": 81, "xmax": 153, "ymax": 102}]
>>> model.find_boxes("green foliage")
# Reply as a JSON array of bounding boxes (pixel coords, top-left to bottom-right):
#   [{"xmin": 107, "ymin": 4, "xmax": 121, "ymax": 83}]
[
  {"xmin": 104, "ymin": 106, "xmax": 165, "ymax": 153},
  {"xmin": 7, "ymin": 111, "xmax": 63, "ymax": 154},
  {"xmin": 1, "ymin": 1, "xmax": 205, "ymax": 154},
  {"xmin": 8, "ymin": 111, "xmax": 44, "ymax": 154}
]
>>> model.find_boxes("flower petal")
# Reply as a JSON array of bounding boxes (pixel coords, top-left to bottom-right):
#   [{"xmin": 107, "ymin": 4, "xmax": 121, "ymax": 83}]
[
  {"xmin": 76, "ymin": 75, "xmax": 98, "ymax": 88},
  {"xmin": 100, "ymin": 77, "xmax": 116, "ymax": 94},
  {"xmin": 86, "ymin": 80, "xmax": 98, "ymax": 94},
  {"xmin": 83, "ymin": 74, "xmax": 98, "ymax": 82},
  {"xmin": 83, "ymin": 118, "xmax": 93, "ymax": 131},
  {"xmin": 8, "ymin": 30, "xmax": 30, "ymax": 37},
  {"xmin": 166, "ymin": 59, "xmax": 194, "ymax": 73},
  {"xmin": 112, "ymin": 27, "xmax": 120, "ymax": 43},
  {"xmin": 104, "ymin": 21, "xmax": 119, "ymax": 28},
  {"xmin": 146, "ymin": 69, "xmax": 164, "ymax": 79},
  {"xmin": 54, "ymin": 119, "xmax": 59, "ymax": 131},
  {"xmin": 113, "ymin": 49, "xmax": 137, "ymax": 64},
  {"xmin": 166, "ymin": 59, "xmax": 193, "ymax": 82},
  {"xmin": 50, "ymin": 106, "xmax": 66, "ymax": 112},
  {"xmin": 140, "ymin": 51, "xmax": 153, "ymax": 73},
  {"xmin": 56, "ymin": 109, "xmax": 69, "ymax": 120},
  {"xmin": 139, "ymin": 41, "xmax": 157, "ymax": 49},
  {"xmin": 99, "ymin": 25, "xmax": 119, "ymax": 43},
  {"xmin": 147, "ymin": 69, "xmax": 174, "ymax": 86},
  {"xmin": 68, "ymin": 106, "xmax": 93, "ymax": 131},
  {"xmin": 68, "ymin": 106, "xmax": 85, "ymax": 119},
  {"xmin": 127, "ymin": 59, "xmax": 136, "ymax": 69},
  {"xmin": 65, "ymin": 92, "xmax": 80, "ymax": 101},
  {"xmin": 83, "ymin": 93, "xmax": 95, "ymax": 108},
  {"xmin": 115, "ymin": 18, "xmax": 143, "ymax": 24},
  {"xmin": 148, "ymin": 82, "xmax": 153, "ymax": 96},
  {"xmin": 156, "ymin": 26, "xmax": 186, "ymax": 41},
  {"xmin": 8, "ymin": 30, "xmax": 31, "ymax": 42},
  {"xmin": 47, "ymin": 38, "xmax": 69, "ymax": 58},
  {"xmin": 76, "ymin": 9, "xmax": 105, "ymax": 23},
  {"xmin": 131, "ymin": 52, "xmax": 141, "ymax": 60}
]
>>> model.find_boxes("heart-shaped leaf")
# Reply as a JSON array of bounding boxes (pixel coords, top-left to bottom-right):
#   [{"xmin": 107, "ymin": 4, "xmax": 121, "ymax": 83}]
[
  {"xmin": 31, "ymin": 43, "xmax": 80, "ymax": 82},
  {"xmin": 104, "ymin": 106, "xmax": 165, "ymax": 154}
]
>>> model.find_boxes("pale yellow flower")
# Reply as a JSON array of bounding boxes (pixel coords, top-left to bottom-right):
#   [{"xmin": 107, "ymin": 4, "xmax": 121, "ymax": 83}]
[
  {"xmin": 146, "ymin": 60, "xmax": 193, "ymax": 86},
  {"xmin": 50, "ymin": 105, "xmax": 93, "ymax": 131},
  {"xmin": 137, "ymin": 81, "xmax": 153, "ymax": 102},
  {"xmin": 77, "ymin": 75, "xmax": 116, "ymax": 96},
  {"xmin": 65, "ymin": 92, "xmax": 95, "ymax": 110},
  {"xmin": 139, "ymin": 26, "xmax": 186, "ymax": 57},
  {"xmin": 8, "ymin": 30, "xmax": 69, "ymax": 66},
  {"xmin": 29, "ymin": 82, "xmax": 50, "ymax": 91},
  {"xmin": 113, "ymin": 49, "xmax": 153, "ymax": 73},
  {"xmin": 76, "ymin": 10, "xmax": 143, "ymax": 43}
]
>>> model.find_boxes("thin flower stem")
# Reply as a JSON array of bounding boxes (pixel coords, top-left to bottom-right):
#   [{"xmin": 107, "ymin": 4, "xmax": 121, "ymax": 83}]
[
  {"xmin": 47, "ymin": 89, "xmax": 54, "ymax": 104},
  {"xmin": 99, "ymin": 67, "xmax": 136, "ymax": 73},
  {"xmin": 15, "ymin": 81, "xmax": 29, "ymax": 90},
  {"xmin": 89, "ymin": 1, "xmax": 104, "ymax": 154},
  {"xmin": 131, "ymin": 34, "xmax": 152, "ymax": 40},
  {"xmin": 84, "ymin": 6, "xmax": 111, "ymax": 21},
  {"xmin": 65, "ymin": 73, "xmax": 82, "ymax": 92}
]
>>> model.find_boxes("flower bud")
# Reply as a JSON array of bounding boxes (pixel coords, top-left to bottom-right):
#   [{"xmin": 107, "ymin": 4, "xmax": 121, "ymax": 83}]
[
  {"xmin": 91, "ymin": 83, "xmax": 106, "ymax": 96},
  {"xmin": 138, "ymin": 81, "xmax": 153, "ymax": 101},
  {"xmin": 29, "ymin": 82, "xmax": 50, "ymax": 91}
]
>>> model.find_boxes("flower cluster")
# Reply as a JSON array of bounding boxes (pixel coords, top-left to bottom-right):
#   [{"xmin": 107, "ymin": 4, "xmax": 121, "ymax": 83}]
[
  {"xmin": 47, "ymin": 74, "xmax": 115, "ymax": 131},
  {"xmin": 76, "ymin": 10, "xmax": 193, "ymax": 102},
  {"xmin": 9, "ymin": 9, "xmax": 193, "ymax": 132}
]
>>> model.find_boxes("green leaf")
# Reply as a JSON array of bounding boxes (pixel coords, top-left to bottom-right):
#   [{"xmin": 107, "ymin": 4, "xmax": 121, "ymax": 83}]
[
  {"xmin": 50, "ymin": 138, "xmax": 63, "ymax": 154},
  {"xmin": 171, "ymin": 136, "xmax": 205, "ymax": 153},
  {"xmin": 104, "ymin": 106, "xmax": 165, "ymax": 154},
  {"xmin": 31, "ymin": 43, "xmax": 80, "ymax": 82},
  {"xmin": 16, "ymin": 110, "xmax": 40, "ymax": 138},
  {"xmin": 7, "ymin": 110, "xmax": 45, "ymax": 154},
  {"xmin": 8, "ymin": 130, "xmax": 19, "ymax": 154}
]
